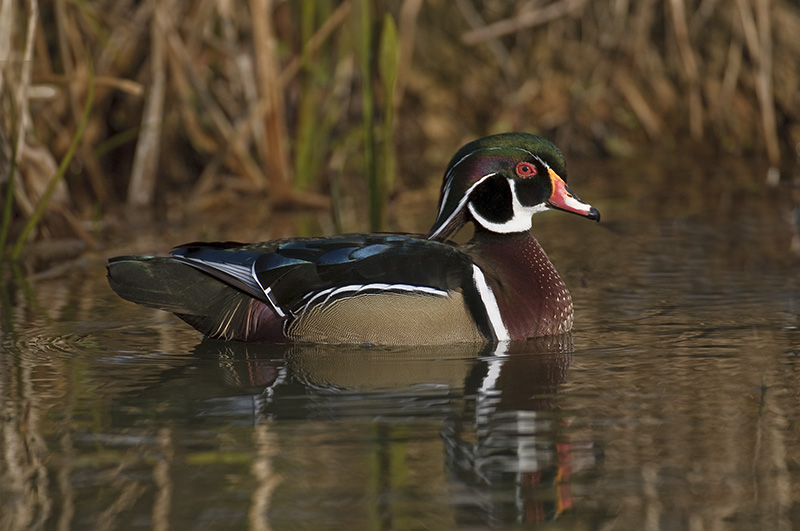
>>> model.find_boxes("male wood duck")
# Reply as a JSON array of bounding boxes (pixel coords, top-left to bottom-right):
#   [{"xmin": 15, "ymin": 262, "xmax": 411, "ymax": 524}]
[{"xmin": 108, "ymin": 133, "xmax": 600, "ymax": 345}]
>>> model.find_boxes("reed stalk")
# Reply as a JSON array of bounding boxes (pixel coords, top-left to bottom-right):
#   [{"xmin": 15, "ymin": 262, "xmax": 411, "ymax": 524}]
[
  {"xmin": 11, "ymin": 63, "xmax": 94, "ymax": 261},
  {"xmin": 127, "ymin": 1, "xmax": 167, "ymax": 208},
  {"xmin": 379, "ymin": 13, "xmax": 398, "ymax": 220},
  {"xmin": 669, "ymin": 0, "xmax": 703, "ymax": 140},
  {"xmin": 736, "ymin": 0, "xmax": 780, "ymax": 164},
  {"xmin": 356, "ymin": 0, "xmax": 379, "ymax": 231},
  {"xmin": 0, "ymin": 106, "xmax": 18, "ymax": 254},
  {"xmin": 250, "ymin": 0, "xmax": 294, "ymax": 201},
  {"xmin": 4, "ymin": 0, "xmax": 37, "ymax": 257},
  {"xmin": 0, "ymin": 0, "xmax": 797, "ymax": 255},
  {"xmin": 294, "ymin": 0, "xmax": 331, "ymax": 190}
]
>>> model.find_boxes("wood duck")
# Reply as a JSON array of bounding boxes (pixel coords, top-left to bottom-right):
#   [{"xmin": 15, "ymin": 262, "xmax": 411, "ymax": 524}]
[{"xmin": 108, "ymin": 133, "xmax": 600, "ymax": 345}]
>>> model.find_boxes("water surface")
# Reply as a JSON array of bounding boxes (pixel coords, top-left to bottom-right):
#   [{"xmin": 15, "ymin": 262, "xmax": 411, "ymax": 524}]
[{"xmin": 1, "ymin": 160, "xmax": 799, "ymax": 529}]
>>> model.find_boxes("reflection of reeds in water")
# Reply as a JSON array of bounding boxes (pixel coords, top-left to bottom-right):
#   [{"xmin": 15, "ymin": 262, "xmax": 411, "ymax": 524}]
[
  {"xmin": 1, "ymin": 243, "xmax": 799, "ymax": 527},
  {"xmin": 1, "ymin": 0, "xmax": 798, "ymax": 259}
]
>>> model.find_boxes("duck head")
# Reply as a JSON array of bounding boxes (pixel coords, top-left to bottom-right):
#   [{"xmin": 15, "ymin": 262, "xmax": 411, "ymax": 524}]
[{"xmin": 426, "ymin": 133, "xmax": 600, "ymax": 241}]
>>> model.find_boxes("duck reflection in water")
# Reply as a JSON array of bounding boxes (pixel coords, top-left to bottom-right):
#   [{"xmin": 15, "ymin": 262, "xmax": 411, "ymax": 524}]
[{"xmin": 198, "ymin": 334, "xmax": 599, "ymax": 526}]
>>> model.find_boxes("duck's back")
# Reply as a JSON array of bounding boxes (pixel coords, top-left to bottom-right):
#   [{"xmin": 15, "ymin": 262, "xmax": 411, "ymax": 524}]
[{"xmin": 108, "ymin": 234, "xmax": 497, "ymax": 344}]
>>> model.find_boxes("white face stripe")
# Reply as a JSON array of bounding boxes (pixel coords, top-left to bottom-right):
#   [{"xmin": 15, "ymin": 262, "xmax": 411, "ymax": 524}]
[
  {"xmin": 428, "ymin": 173, "xmax": 495, "ymax": 240},
  {"xmin": 442, "ymin": 146, "xmax": 538, "ymax": 190},
  {"xmin": 471, "ymin": 264, "xmax": 510, "ymax": 341},
  {"xmin": 467, "ymin": 178, "xmax": 550, "ymax": 234},
  {"xmin": 440, "ymin": 147, "xmax": 503, "ymax": 204},
  {"xmin": 433, "ymin": 149, "xmax": 553, "ymax": 239},
  {"xmin": 438, "ymin": 146, "xmax": 541, "ymax": 215}
]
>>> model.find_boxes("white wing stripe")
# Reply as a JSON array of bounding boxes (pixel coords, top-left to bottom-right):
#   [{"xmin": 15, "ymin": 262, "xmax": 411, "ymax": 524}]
[
  {"xmin": 180, "ymin": 257, "xmax": 255, "ymax": 288},
  {"xmin": 262, "ymin": 287, "xmax": 285, "ymax": 318},
  {"xmin": 252, "ymin": 261, "xmax": 286, "ymax": 318}
]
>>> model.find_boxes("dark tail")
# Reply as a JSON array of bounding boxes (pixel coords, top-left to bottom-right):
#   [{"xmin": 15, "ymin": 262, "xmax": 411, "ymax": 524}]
[{"xmin": 107, "ymin": 256, "xmax": 283, "ymax": 341}]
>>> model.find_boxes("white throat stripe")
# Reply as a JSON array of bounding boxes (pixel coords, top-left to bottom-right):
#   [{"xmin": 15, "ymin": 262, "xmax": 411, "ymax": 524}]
[
  {"xmin": 468, "ymin": 178, "xmax": 548, "ymax": 234},
  {"xmin": 471, "ymin": 264, "xmax": 510, "ymax": 341}
]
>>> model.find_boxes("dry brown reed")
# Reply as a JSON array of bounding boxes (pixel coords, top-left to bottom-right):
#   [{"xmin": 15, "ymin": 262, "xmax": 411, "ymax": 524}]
[{"xmin": 0, "ymin": 0, "xmax": 798, "ymax": 259}]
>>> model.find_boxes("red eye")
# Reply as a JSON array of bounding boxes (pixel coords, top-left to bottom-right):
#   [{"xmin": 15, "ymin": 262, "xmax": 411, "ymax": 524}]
[{"xmin": 515, "ymin": 162, "xmax": 537, "ymax": 177}]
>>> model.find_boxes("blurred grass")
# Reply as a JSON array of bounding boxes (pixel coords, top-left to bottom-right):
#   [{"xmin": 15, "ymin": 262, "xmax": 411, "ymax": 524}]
[
  {"xmin": 0, "ymin": 0, "xmax": 799, "ymax": 263},
  {"xmin": 10, "ymin": 59, "xmax": 94, "ymax": 261},
  {"xmin": 356, "ymin": 0, "xmax": 378, "ymax": 231},
  {"xmin": 379, "ymin": 12, "xmax": 399, "ymax": 232}
]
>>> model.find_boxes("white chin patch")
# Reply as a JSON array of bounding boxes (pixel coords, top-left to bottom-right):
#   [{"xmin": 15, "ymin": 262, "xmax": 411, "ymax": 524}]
[{"xmin": 468, "ymin": 179, "xmax": 547, "ymax": 233}]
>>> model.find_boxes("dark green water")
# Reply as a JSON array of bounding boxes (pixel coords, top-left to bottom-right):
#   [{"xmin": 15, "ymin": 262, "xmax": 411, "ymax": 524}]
[{"xmin": 2, "ymin": 160, "xmax": 799, "ymax": 529}]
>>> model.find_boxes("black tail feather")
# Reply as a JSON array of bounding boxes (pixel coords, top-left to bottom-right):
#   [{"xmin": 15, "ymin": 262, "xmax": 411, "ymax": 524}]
[{"xmin": 107, "ymin": 256, "xmax": 282, "ymax": 341}]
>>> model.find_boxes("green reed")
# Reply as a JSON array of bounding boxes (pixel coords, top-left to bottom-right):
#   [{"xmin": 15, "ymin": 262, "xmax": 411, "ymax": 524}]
[
  {"xmin": 356, "ymin": 0, "xmax": 378, "ymax": 231},
  {"xmin": 10, "ymin": 65, "xmax": 95, "ymax": 261},
  {"xmin": 0, "ymin": 84, "xmax": 18, "ymax": 256},
  {"xmin": 378, "ymin": 13, "xmax": 398, "ymax": 227},
  {"xmin": 293, "ymin": 0, "xmax": 329, "ymax": 190}
]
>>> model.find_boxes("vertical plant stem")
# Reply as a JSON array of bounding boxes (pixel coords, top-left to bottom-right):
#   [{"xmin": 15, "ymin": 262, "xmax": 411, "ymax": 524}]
[
  {"xmin": 754, "ymin": 0, "xmax": 779, "ymax": 164},
  {"xmin": 357, "ymin": 0, "xmax": 378, "ymax": 231},
  {"xmin": 294, "ymin": 0, "xmax": 321, "ymax": 189},
  {"xmin": 669, "ymin": 0, "xmax": 703, "ymax": 140},
  {"xmin": 395, "ymin": 0, "xmax": 422, "ymax": 108},
  {"xmin": 0, "ymin": 0, "xmax": 17, "ymax": 254},
  {"xmin": 250, "ymin": 0, "xmax": 294, "ymax": 201},
  {"xmin": 12, "ymin": 61, "xmax": 95, "ymax": 260},
  {"xmin": 736, "ymin": 0, "xmax": 780, "ymax": 164},
  {"xmin": 0, "ymin": 264, "xmax": 16, "ymax": 336},
  {"xmin": 5, "ymin": 0, "xmax": 37, "ymax": 257},
  {"xmin": 0, "ymin": 84, "xmax": 19, "ymax": 254},
  {"xmin": 0, "ymin": 0, "xmax": 13, "ymax": 96},
  {"xmin": 379, "ymin": 13, "xmax": 398, "ymax": 222},
  {"xmin": 2, "ymin": 0, "xmax": 39, "ymax": 248},
  {"xmin": 127, "ymin": 1, "xmax": 167, "ymax": 207},
  {"xmin": 55, "ymin": 0, "xmax": 109, "ymax": 203},
  {"xmin": 0, "ymin": 130, "xmax": 18, "ymax": 255},
  {"xmin": 279, "ymin": 0, "xmax": 352, "ymax": 86}
]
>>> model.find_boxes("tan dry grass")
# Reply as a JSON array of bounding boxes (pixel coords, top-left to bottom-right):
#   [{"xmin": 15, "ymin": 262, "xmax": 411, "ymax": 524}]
[{"xmin": 0, "ymin": 0, "xmax": 798, "ymax": 255}]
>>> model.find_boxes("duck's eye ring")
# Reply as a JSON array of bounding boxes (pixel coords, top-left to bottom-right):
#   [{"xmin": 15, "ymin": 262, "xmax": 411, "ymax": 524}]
[{"xmin": 515, "ymin": 162, "xmax": 537, "ymax": 177}]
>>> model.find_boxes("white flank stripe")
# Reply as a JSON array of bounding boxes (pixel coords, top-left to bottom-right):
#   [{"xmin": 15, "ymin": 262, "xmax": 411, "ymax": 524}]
[
  {"xmin": 300, "ymin": 287, "xmax": 335, "ymax": 308},
  {"xmin": 471, "ymin": 264, "xmax": 510, "ymax": 341},
  {"xmin": 299, "ymin": 283, "xmax": 448, "ymax": 314}
]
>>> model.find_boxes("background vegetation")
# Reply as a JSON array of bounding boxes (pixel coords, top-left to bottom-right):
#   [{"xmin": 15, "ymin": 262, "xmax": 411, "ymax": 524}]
[{"xmin": 1, "ymin": 0, "xmax": 798, "ymax": 263}]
